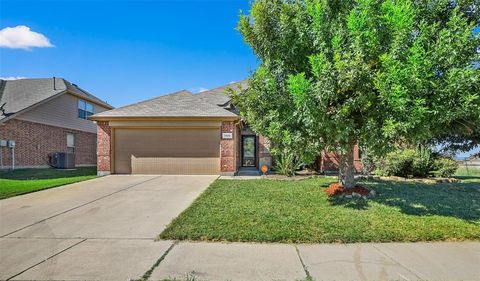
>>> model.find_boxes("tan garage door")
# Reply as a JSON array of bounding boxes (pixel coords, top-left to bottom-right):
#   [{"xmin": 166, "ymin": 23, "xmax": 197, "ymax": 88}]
[{"xmin": 114, "ymin": 128, "xmax": 220, "ymax": 174}]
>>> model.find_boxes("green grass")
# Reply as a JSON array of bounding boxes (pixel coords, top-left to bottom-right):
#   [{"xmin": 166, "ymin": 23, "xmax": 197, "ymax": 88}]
[
  {"xmin": 455, "ymin": 166, "xmax": 480, "ymax": 177},
  {"xmin": 160, "ymin": 176, "xmax": 480, "ymax": 243},
  {"xmin": 0, "ymin": 167, "xmax": 97, "ymax": 199}
]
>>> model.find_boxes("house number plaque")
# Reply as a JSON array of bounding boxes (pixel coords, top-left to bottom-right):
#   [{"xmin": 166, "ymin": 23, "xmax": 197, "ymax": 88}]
[{"xmin": 222, "ymin": 132, "xmax": 233, "ymax": 139}]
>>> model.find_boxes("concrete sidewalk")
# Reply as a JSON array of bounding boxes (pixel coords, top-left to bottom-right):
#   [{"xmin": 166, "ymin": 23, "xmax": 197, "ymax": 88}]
[{"xmin": 148, "ymin": 241, "xmax": 480, "ymax": 281}]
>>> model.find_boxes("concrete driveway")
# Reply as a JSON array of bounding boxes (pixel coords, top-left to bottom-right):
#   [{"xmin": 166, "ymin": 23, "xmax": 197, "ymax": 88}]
[{"xmin": 0, "ymin": 175, "xmax": 217, "ymax": 281}]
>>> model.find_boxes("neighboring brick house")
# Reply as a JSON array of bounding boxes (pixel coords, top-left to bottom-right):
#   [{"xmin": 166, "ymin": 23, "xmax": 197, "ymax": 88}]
[
  {"xmin": 0, "ymin": 78, "xmax": 113, "ymax": 169},
  {"xmin": 318, "ymin": 149, "xmax": 362, "ymax": 174},
  {"xmin": 91, "ymin": 81, "xmax": 360, "ymax": 176}
]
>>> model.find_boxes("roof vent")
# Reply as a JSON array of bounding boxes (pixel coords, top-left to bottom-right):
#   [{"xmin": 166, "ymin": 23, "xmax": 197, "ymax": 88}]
[{"xmin": 53, "ymin": 76, "xmax": 56, "ymax": 90}]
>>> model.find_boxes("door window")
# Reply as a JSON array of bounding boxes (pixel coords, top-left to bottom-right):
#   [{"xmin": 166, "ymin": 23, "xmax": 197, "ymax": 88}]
[{"xmin": 242, "ymin": 136, "xmax": 256, "ymax": 167}]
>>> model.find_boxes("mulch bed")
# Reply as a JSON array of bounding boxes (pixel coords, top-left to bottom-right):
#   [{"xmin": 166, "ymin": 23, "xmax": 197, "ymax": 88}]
[{"xmin": 324, "ymin": 183, "xmax": 371, "ymax": 197}]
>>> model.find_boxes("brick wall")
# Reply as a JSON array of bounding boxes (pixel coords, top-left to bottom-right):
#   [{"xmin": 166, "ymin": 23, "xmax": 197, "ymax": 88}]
[
  {"xmin": 0, "ymin": 119, "xmax": 96, "ymax": 168},
  {"xmin": 96, "ymin": 121, "xmax": 111, "ymax": 175},
  {"xmin": 319, "ymin": 145, "xmax": 363, "ymax": 173},
  {"xmin": 220, "ymin": 121, "xmax": 236, "ymax": 174},
  {"xmin": 258, "ymin": 135, "xmax": 272, "ymax": 171}
]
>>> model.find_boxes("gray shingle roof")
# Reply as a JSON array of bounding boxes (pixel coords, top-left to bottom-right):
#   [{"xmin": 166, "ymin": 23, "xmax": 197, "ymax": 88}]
[
  {"xmin": 0, "ymin": 78, "xmax": 112, "ymax": 120},
  {"xmin": 195, "ymin": 80, "xmax": 247, "ymax": 106},
  {"xmin": 92, "ymin": 90, "xmax": 238, "ymax": 119},
  {"xmin": 63, "ymin": 80, "xmax": 113, "ymax": 109}
]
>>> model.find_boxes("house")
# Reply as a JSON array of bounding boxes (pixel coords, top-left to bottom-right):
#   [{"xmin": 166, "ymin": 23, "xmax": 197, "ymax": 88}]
[
  {"xmin": 91, "ymin": 81, "xmax": 361, "ymax": 176},
  {"xmin": 0, "ymin": 78, "xmax": 113, "ymax": 169},
  {"xmin": 467, "ymin": 155, "xmax": 480, "ymax": 167}
]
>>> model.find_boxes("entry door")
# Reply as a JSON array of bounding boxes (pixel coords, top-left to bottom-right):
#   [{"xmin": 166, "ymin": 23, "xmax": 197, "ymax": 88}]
[{"xmin": 242, "ymin": 135, "xmax": 256, "ymax": 167}]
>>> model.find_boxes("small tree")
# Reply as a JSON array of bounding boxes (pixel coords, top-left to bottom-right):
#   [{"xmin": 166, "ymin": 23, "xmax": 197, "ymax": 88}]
[{"xmin": 234, "ymin": 0, "xmax": 480, "ymax": 187}]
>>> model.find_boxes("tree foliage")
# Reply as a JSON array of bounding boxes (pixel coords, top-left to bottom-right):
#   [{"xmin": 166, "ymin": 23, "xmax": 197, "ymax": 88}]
[{"xmin": 233, "ymin": 0, "xmax": 480, "ymax": 183}]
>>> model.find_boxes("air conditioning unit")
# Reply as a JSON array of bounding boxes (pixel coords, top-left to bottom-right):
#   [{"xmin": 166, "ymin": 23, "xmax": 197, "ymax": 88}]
[{"xmin": 48, "ymin": 152, "xmax": 75, "ymax": 169}]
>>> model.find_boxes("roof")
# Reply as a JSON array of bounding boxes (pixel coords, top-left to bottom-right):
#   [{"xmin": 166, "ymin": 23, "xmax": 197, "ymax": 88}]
[
  {"xmin": 195, "ymin": 80, "xmax": 247, "ymax": 106},
  {"xmin": 91, "ymin": 90, "xmax": 238, "ymax": 119},
  {"xmin": 0, "ymin": 78, "xmax": 113, "ymax": 121}
]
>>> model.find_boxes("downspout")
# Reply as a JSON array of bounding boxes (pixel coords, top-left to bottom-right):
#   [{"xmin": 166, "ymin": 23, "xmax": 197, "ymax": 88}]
[{"xmin": 11, "ymin": 145, "xmax": 14, "ymax": 170}]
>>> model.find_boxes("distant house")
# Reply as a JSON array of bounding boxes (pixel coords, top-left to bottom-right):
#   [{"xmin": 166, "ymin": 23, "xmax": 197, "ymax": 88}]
[
  {"xmin": 91, "ymin": 81, "xmax": 360, "ymax": 176},
  {"xmin": 467, "ymin": 155, "xmax": 480, "ymax": 167},
  {"xmin": 0, "ymin": 78, "xmax": 113, "ymax": 169}
]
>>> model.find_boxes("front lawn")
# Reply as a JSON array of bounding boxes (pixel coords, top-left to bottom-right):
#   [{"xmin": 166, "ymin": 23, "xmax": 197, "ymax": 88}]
[
  {"xmin": 160, "ymin": 177, "xmax": 480, "ymax": 243},
  {"xmin": 455, "ymin": 166, "xmax": 480, "ymax": 177},
  {"xmin": 0, "ymin": 167, "xmax": 97, "ymax": 199}
]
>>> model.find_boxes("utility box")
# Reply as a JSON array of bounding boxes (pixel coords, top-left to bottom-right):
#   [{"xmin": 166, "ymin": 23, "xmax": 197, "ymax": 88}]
[
  {"xmin": 48, "ymin": 152, "xmax": 75, "ymax": 169},
  {"xmin": 0, "ymin": 140, "xmax": 6, "ymax": 147},
  {"xmin": 7, "ymin": 140, "xmax": 15, "ymax": 148}
]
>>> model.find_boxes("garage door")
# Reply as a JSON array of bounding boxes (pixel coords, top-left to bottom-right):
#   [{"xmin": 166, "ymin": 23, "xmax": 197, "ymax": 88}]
[{"xmin": 114, "ymin": 128, "xmax": 220, "ymax": 174}]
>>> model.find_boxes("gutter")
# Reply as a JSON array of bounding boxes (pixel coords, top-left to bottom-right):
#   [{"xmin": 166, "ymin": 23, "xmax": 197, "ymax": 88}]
[{"xmin": 89, "ymin": 115, "xmax": 240, "ymax": 122}]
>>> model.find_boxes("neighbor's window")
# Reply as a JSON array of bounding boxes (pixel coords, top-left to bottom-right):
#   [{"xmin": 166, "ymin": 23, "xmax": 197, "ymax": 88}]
[
  {"xmin": 67, "ymin": 133, "xmax": 75, "ymax": 153},
  {"xmin": 78, "ymin": 99, "xmax": 94, "ymax": 119}
]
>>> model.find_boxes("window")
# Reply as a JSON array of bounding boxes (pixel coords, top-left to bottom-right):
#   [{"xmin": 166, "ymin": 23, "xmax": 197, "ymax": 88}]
[
  {"xmin": 78, "ymin": 99, "xmax": 94, "ymax": 119},
  {"xmin": 67, "ymin": 133, "xmax": 75, "ymax": 153}
]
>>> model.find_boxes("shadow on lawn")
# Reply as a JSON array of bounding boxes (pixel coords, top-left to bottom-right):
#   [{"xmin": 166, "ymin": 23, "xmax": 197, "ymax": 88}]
[{"xmin": 331, "ymin": 179, "xmax": 480, "ymax": 222}]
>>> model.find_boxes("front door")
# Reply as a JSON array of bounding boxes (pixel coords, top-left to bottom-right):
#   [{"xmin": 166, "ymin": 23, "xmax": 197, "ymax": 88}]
[{"xmin": 242, "ymin": 135, "xmax": 256, "ymax": 167}]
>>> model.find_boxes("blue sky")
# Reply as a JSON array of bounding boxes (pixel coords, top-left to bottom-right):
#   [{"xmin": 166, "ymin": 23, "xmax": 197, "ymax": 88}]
[{"xmin": 0, "ymin": 0, "xmax": 257, "ymax": 107}]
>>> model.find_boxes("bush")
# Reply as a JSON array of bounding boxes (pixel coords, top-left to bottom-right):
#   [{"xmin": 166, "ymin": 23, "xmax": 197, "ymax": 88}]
[
  {"xmin": 375, "ymin": 149, "xmax": 417, "ymax": 177},
  {"xmin": 360, "ymin": 149, "xmax": 376, "ymax": 175},
  {"xmin": 274, "ymin": 149, "xmax": 301, "ymax": 176},
  {"xmin": 375, "ymin": 148, "xmax": 458, "ymax": 178},
  {"xmin": 412, "ymin": 146, "xmax": 433, "ymax": 177},
  {"xmin": 433, "ymin": 158, "xmax": 458, "ymax": 178}
]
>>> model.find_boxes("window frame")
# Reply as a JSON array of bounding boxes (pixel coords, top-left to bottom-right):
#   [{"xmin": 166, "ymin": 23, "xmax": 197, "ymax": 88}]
[
  {"xmin": 78, "ymin": 99, "xmax": 94, "ymax": 119},
  {"xmin": 67, "ymin": 133, "xmax": 75, "ymax": 154}
]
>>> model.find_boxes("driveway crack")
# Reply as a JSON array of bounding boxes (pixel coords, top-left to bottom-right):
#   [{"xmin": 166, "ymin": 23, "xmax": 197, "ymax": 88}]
[
  {"xmin": 137, "ymin": 240, "xmax": 178, "ymax": 281},
  {"xmin": 6, "ymin": 238, "xmax": 87, "ymax": 281},
  {"xmin": 295, "ymin": 245, "xmax": 312, "ymax": 281}
]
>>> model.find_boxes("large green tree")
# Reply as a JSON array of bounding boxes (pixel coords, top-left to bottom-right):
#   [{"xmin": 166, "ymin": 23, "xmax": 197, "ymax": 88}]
[{"xmin": 232, "ymin": 0, "xmax": 480, "ymax": 187}]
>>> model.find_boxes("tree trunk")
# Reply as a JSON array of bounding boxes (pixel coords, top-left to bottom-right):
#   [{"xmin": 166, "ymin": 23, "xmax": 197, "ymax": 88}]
[{"xmin": 339, "ymin": 143, "xmax": 355, "ymax": 189}]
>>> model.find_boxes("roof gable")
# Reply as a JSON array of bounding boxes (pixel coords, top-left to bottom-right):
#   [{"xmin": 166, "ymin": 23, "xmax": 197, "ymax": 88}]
[
  {"xmin": 195, "ymin": 80, "xmax": 247, "ymax": 106},
  {"xmin": 0, "ymin": 78, "xmax": 113, "ymax": 121},
  {"xmin": 0, "ymin": 78, "xmax": 66, "ymax": 119}
]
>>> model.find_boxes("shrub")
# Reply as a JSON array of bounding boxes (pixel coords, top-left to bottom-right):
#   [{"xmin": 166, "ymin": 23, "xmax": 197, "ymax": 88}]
[
  {"xmin": 375, "ymin": 149, "xmax": 417, "ymax": 177},
  {"xmin": 375, "ymin": 148, "xmax": 458, "ymax": 178},
  {"xmin": 274, "ymin": 149, "xmax": 301, "ymax": 176},
  {"xmin": 412, "ymin": 146, "xmax": 433, "ymax": 177},
  {"xmin": 433, "ymin": 157, "xmax": 458, "ymax": 178},
  {"xmin": 360, "ymin": 149, "xmax": 376, "ymax": 175}
]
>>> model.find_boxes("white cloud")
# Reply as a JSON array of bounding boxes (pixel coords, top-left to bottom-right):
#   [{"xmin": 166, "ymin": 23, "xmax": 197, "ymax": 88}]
[
  {"xmin": 0, "ymin": 25, "xmax": 54, "ymax": 49},
  {"xmin": 0, "ymin": 76, "xmax": 26, "ymax": 80},
  {"xmin": 191, "ymin": 87, "xmax": 208, "ymax": 93}
]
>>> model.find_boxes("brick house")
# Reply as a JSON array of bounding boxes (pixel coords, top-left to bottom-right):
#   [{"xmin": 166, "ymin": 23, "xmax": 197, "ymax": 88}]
[
  {"xmin": 0, "ymin": 78, "xmax": 113, "ymax": 169},
  {"xmin": 91, "ymin": 81, "xmax": 360, "ymax": 176}
]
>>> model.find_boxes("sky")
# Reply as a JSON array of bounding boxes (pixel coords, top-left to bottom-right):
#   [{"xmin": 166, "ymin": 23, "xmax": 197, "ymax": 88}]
[{"xmin": 0, "ymin": 0, "xmax": 257, "ymax": 107}]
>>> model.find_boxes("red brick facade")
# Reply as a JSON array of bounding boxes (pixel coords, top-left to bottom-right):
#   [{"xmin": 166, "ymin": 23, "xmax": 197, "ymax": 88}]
[
  {"xmin": 0, "ymin": 119, "xmax": 96, "ymax": 168},
  {"xmin": 318, "ymin": 145, "xmax": 363, "ymax": 173},
  {"xmin": 258, "ymin": 135, "xmax": 272, "ymax": 169},
  {"xmin": 220, "ymin": 121, "xmax": 236, "ymax": 174},
  {"xmin": 96, "ymin": 121, "xmax": 111, "ymax": 175}
]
